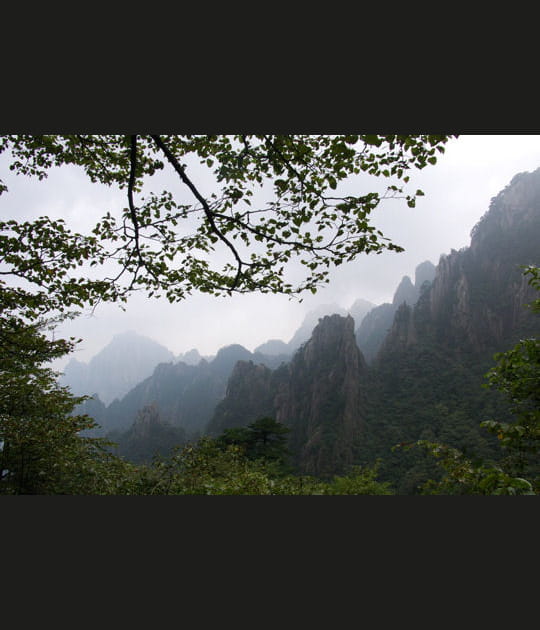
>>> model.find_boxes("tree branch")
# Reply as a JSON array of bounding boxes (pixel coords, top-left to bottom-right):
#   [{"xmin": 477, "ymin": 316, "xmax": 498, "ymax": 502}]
[
  {"xmin": 127, "ymin": 135, "xmax": 143, "ymax": 265},
  {"xmin": 150, "ymin": 134, "xmax": 245, "ymax": 292}
]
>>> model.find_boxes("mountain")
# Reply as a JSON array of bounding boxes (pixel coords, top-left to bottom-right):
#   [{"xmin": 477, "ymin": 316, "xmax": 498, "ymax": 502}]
[
  {"xmin": 355, "ymin": 260, "xmax": 436, "ymax": 362},
  {"xmin": 275, "ymin": 314, "xmax": 367, "ymax": 477},
  {"xmin": 361, "ymin": 168, "xmax": 540, "ymax": 492},
  {"xmin": 83, "ymin": 342, "xmax": 291, "ymax": 438},
  {"xmin": 415, "ymin": 260, "xmax": 437, "ymax": 290},
  {"xmin": 175, "ymin": 348, "xmax": 205, "ymax": 365},
  {"xmin": 286, "ymin": 302, "xmax": 348, "ymax": 353},
  {"xmin": 60, "ymin": 331, "xmax": 175, "ymax": 405},
  {"xmin": 109, "ymin": 403, "xmax": 188, "ymax": 464},
  {"xmin": 254, "ymin": 339, "xmax": 290, "ymax": 356},
  {"xmin": 205, "ymin": 168, "xmax": 540, "ymax": 489},
  {"xmin": 252, "ymin": 298, "xmax": 375, "ymax": 360},
  {"xmin": 209, "ymin": 314, "xmax": 367, "ymax": 477}
]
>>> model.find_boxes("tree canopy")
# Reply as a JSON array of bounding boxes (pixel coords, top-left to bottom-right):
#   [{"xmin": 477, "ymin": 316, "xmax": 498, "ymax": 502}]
[{"xmin": 0, "ymin": 134, "xmax": 455, "ymax": 322}]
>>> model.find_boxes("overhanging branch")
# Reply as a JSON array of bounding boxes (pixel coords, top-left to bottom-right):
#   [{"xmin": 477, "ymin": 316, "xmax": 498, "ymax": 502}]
[{"xmin": 150, "ymin": 134, "xmax": 245, "ymax": 292}]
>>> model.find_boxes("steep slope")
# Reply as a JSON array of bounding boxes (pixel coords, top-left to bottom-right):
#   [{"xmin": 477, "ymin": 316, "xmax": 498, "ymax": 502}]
[
  {"xmin": 363, "ymin": 168, "xmax": 540, "ymax": 492},
  {"xmin": 207, "ymin": 361, "xmax": 277, "ymax": 436},
  {"xmin": 286, "ymin": 303, "xmax": 348, "ymax": 353},
  {"xmin": 208, "ymin": 315, "xmax": 368, "ymax": 477},
  {"xmin": 109, "ymin": 403, "xmax": 188, "ymax": 464},
  {"xmin": 275, "ymin": 314, "xmax": 367, "ymax": 477},
  {"xmin": 355, "ymin": 260, "xmax": 436, "ymax": 363}
]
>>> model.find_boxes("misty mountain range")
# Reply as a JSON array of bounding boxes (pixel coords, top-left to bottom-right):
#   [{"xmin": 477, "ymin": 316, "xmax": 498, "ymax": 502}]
[
  {"xmin": 60, "ymin": 269, "xmax": 431, "ymax": 409},
  {"xmin": 61, "ymin": 168, "xmax": 540, "ymax": 490}
]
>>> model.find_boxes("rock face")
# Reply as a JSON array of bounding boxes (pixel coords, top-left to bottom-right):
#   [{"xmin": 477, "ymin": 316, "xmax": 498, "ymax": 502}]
[
  {"xmin": 367, "ymin": 169, "xmax": 540, "ymax": 493},
  {"xmin": 207, "ymin": 361, "xmax": 276, "ymax": 436},
  {"xmin": 421, "ymin": 169, "xmax": 540, "ymax": 354},
  {"xmin": 355, "ymin": 260, "xmax": 436, "ymax": 363},
  {"xmin": 286, "ymin": 303, "xmax": 348, "ymax": 353},
  {"xmin": 209, "ymin": 314, "xmax": 368, "ymax": 477},
  {"xmin": 392, "ymin": 275, "xmax": 418, "ymax": 308},
  {"xmin": 275, "ymin": 314, "xmax": 367, "ymax": 477}
]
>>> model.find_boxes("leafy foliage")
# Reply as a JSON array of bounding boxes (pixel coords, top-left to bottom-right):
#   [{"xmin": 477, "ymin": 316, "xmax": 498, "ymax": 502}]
[
  {"xmin": 319, "ymin": 462, "xmax": 394, "ymax": 495},
  {"xmin": 121, "ymin": 436, "xmax": 394, "ymax": 495},
  {"xmin": 0, "ymin": 319, "xmax": 132, "ymax": 494},
  {"xmin": 402, "ymin": 440, "xmax": 534, "ymax": 495},
  {"xmin": 1, "ymin": 134, "xmax": 455, "ymax": 311},
  {"xmin": 480, "ymin": 266, "xmax": 540, "ymax": 487},
  {"xmin": 216, "ymin": 416, "xmax": 291, "ymax": 467}
]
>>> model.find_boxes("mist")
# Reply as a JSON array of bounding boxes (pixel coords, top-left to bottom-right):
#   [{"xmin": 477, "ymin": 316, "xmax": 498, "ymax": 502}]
[{"xmin": 2, "ymin": 134, "xmax": 539, "ymax": 365}]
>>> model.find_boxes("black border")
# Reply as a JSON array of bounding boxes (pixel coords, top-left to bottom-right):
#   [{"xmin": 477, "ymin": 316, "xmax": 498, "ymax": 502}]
[
  {"xmin": 3, "ymin": 55, "xmax": 540, "ymax": 134},
  {"xmin": 2, "ymin": 63, "xmax": 538, "ymax": 609}
]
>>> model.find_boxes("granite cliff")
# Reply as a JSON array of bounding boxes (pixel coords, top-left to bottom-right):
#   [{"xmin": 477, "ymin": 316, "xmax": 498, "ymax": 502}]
[
  {"xmin": 209, "ymin": 314, "xmax": 367, "ymax": 476},
  {"xmin": 355, "ymin": 260, "xmax": 436, "ymax": 362}
]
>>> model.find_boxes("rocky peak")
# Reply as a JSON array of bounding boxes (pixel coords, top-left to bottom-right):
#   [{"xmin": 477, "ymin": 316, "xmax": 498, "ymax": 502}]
[
  {"xmin": 301, "ymin": 314, "xmax": 358, "ymax": 366},
  {"xmin": 287, "ymin": 303, "xmax": 348, "ymax": 352},
  {"xmin": 211, "ymin": 344, "xmax": 253, "ymax": 372},
  {"xmin": 470, "ymin": 168, "xmax": 540, "ymax": 255},
  {"xmin": 392, "ymin": 275, "xmax": 418, "ymax": 307},
  {"xmin": 206, "ymin": 360, "xmax": 275, "ymax": 436},
  {"xmin": 275, "ymin": 314, "xmax": 367, "ymax": 476},
  {"xmin": 177, "ymin": 348, "xmax": 203, "ymax": 365},
  {"xmin": 414, "ymin": 260, "xmax": 436, "ymax": 290},
  {"xmin": 206, "ymin": 314, "xmax": 368, "ymax": 477}
]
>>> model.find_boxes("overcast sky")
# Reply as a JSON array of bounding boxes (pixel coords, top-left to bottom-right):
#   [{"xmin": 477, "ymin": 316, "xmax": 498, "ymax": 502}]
[{"xmin": 2, "ymin": 134, "xmax": 540, "ymax": 366}]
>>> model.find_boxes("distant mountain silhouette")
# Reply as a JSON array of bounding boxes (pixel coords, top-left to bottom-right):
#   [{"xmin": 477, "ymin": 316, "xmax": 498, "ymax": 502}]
[
  {"xmin": 60, "ymin": 330, "xmax": 174, "ymax": 404},
  {"xmin": 355, "ymin": 260, "xmax": 436, "ymax": 362}
]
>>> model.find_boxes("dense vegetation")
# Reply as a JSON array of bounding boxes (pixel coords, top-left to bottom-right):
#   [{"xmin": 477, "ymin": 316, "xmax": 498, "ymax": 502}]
[{"xmin": 1, "ymin": 135, "xmax": 538, "ymax": 494}]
